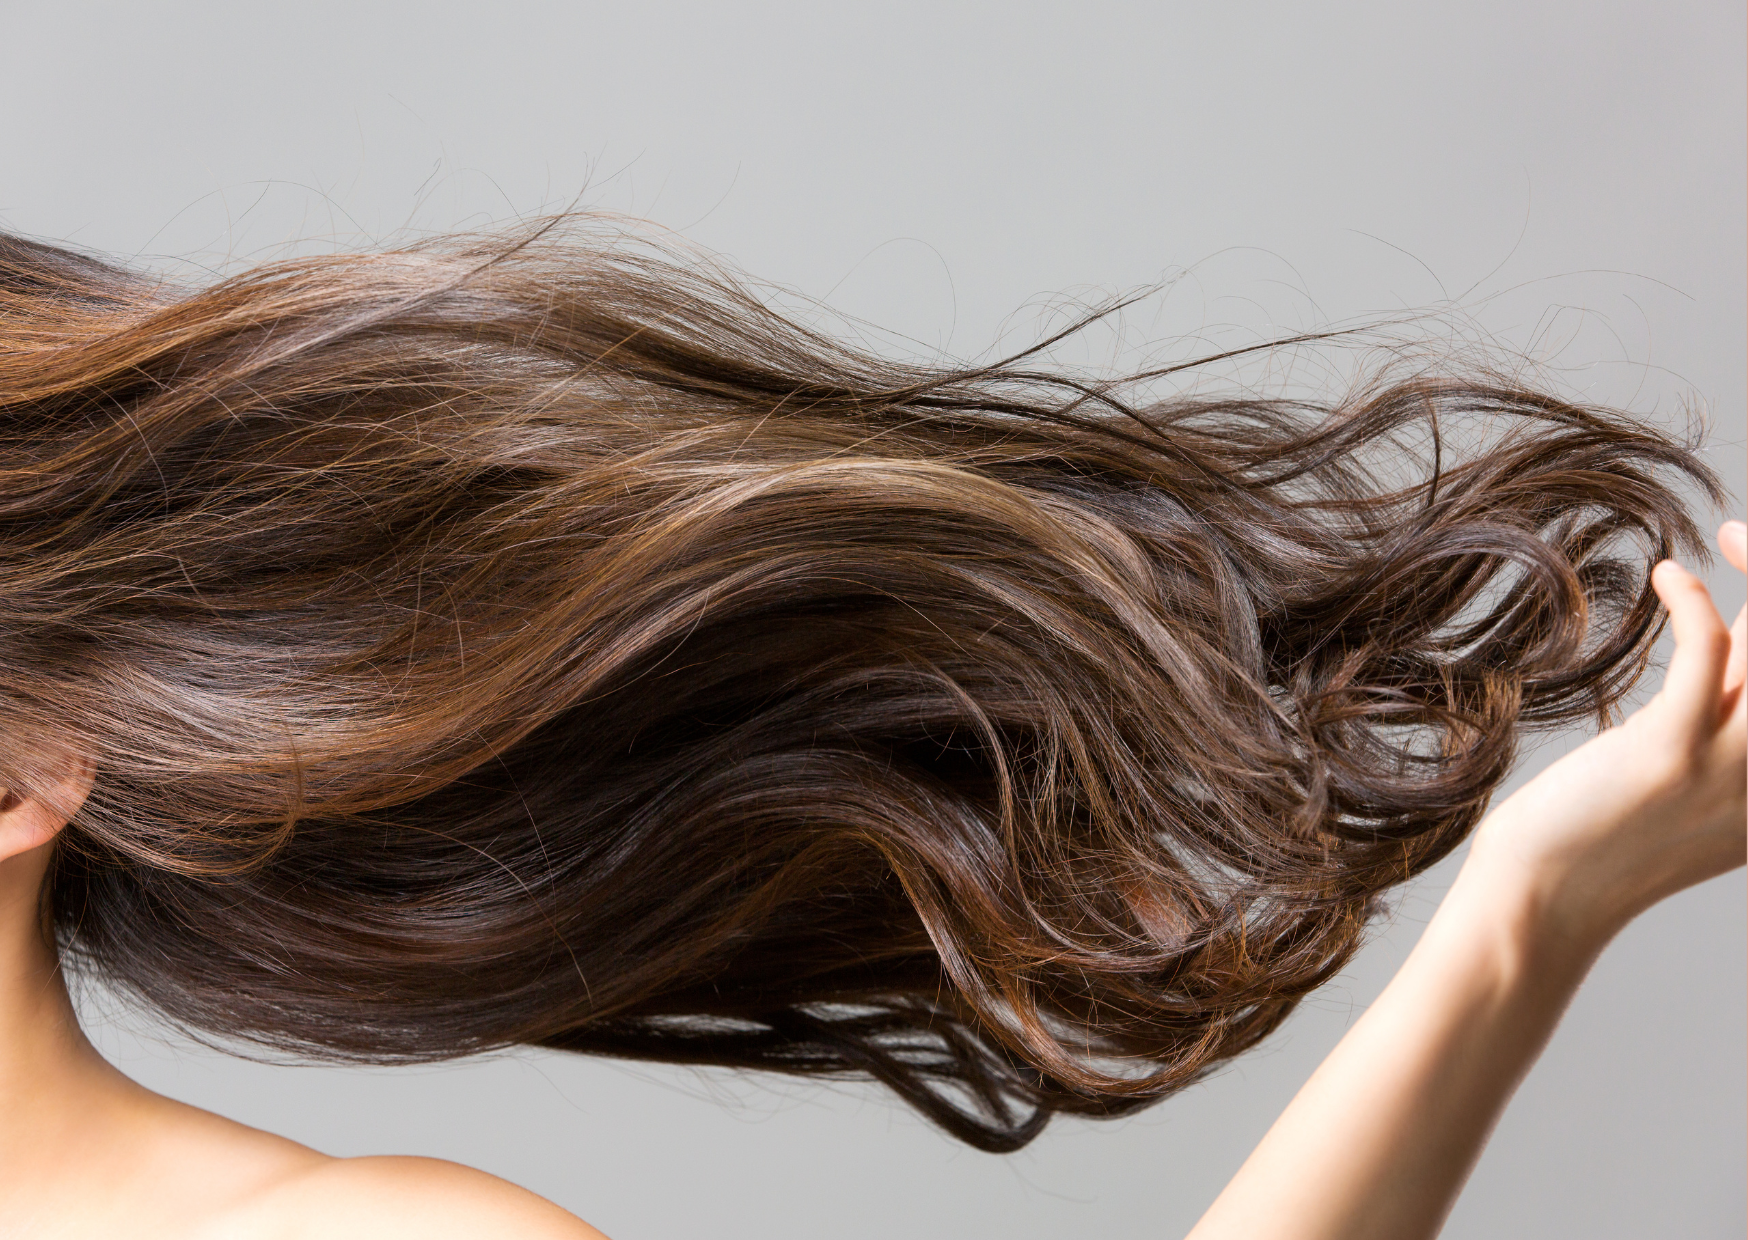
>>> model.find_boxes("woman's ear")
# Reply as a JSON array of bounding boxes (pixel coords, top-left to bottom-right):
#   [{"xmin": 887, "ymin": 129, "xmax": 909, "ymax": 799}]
[{"xmin": 0, "ymin": 752, "xmax": 96, "ymax": 863}]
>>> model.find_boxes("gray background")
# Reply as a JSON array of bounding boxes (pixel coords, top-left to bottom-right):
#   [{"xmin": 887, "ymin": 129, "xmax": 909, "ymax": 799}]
[{"xmin": 4, "ymin": 2, "xmax": 1744, "ymax": 1236}]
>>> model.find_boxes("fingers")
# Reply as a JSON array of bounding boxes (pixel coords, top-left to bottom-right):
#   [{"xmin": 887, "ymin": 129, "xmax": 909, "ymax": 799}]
[
  {"xmin": 1721, "ymin": 522, "xmax": 1748, "ymax": 712},
  {"xmin": 1726, "ymin": 599, "xmax": 1747, "ymax": 703},
  {"xmin": 1720, "ymin": 521, "xmax": 1748, "ymax": 724},
  {"xmin": 1720, "ymin": 520, "xmax": 1747, "ymax": 575},
  {"xmin": 1651, "ymin": 558, "xmax": 1733, "ymax": 741}
]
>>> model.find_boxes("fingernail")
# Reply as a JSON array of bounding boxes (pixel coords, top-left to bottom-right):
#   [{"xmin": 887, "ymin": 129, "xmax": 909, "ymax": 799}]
[{"xmin": 1724, "ymin": 520, "xmax": 1747, "ymax": 537}]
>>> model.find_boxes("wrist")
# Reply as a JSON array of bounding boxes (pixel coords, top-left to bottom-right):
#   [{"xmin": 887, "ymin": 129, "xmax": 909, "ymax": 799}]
[{"xmin": 1435, "ymin": 840, "xmax": 1616, "ymax": 998}]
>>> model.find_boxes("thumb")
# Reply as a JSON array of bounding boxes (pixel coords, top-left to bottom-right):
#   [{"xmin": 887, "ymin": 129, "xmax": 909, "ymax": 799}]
[{"xmin": 1651, "ymin": 558, "xmax": 1733, "ymax": 746}]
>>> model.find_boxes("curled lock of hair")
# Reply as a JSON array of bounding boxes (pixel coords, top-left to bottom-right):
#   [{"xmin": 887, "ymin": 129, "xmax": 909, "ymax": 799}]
[{"xmin": 0, "ymin": 218, "xmax": 1723, "ymax": 1151}]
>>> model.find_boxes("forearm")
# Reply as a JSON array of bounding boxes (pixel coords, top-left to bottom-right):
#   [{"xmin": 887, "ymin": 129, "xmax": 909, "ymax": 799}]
[{"xmin": 1184, "ymin": 840, "xmax": 1608, "ymax": 1240}]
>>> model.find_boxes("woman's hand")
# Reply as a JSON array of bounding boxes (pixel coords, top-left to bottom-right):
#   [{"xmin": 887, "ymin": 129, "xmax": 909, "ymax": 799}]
[
  {"xmin": 1466, "ymin": 520, "xmax": 1747, "ymax": 949},
  {"xmin": 1186, "ymin": 520, "xmax": 1746, "ymax": 1240}
]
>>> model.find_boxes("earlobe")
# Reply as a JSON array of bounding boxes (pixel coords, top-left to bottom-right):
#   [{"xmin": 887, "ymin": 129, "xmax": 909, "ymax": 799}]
[
  {"xmin": 0, "ymin": 796, "xmax": 63, "ymax": 862},
  {"xmin": 0, "ymin": 793, "xmax": 64, "ymax": 862},
  {"xmin": 0, "ymin": 754, "xmax": 97, "ymax": 863}
]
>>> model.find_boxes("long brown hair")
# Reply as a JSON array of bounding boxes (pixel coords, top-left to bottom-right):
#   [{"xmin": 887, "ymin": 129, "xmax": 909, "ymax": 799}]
[{"xmin": 0, "ymin": 217, "xmax": 1722, "ymax": 1150}]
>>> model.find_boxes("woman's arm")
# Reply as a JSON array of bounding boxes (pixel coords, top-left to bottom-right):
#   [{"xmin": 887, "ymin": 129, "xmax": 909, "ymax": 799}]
[
  {"xmin": 1185, "ymin": 828, "xmax": 1599, "ymax": 1240},
  {"xmin": 1186, "ymin": 522, "xmax": 1748, "ymax": 1240}
]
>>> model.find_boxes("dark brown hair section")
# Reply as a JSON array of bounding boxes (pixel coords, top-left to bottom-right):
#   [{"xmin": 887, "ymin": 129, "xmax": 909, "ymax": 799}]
[{"xmin": 0, "ymin": 219, "xmax": 1723, "ymax": 1150}]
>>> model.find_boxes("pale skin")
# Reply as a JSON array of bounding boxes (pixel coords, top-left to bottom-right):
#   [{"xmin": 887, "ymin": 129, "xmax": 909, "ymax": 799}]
[{"xmin": 0, "ymin": 524, "xmax": 1742, "ymax": 1239}]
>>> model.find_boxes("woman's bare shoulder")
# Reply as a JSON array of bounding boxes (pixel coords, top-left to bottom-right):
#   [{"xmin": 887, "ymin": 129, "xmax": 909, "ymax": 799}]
[{"xmin": 234, "ymin": 1154, "xmax": 611, "ymax": 1240}]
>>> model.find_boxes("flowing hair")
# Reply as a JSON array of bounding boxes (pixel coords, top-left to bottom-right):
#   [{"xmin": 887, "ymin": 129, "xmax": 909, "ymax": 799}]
[{"xmin": 0, "ymin": 218, "xmax": 1722, "ymax": 1150}]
